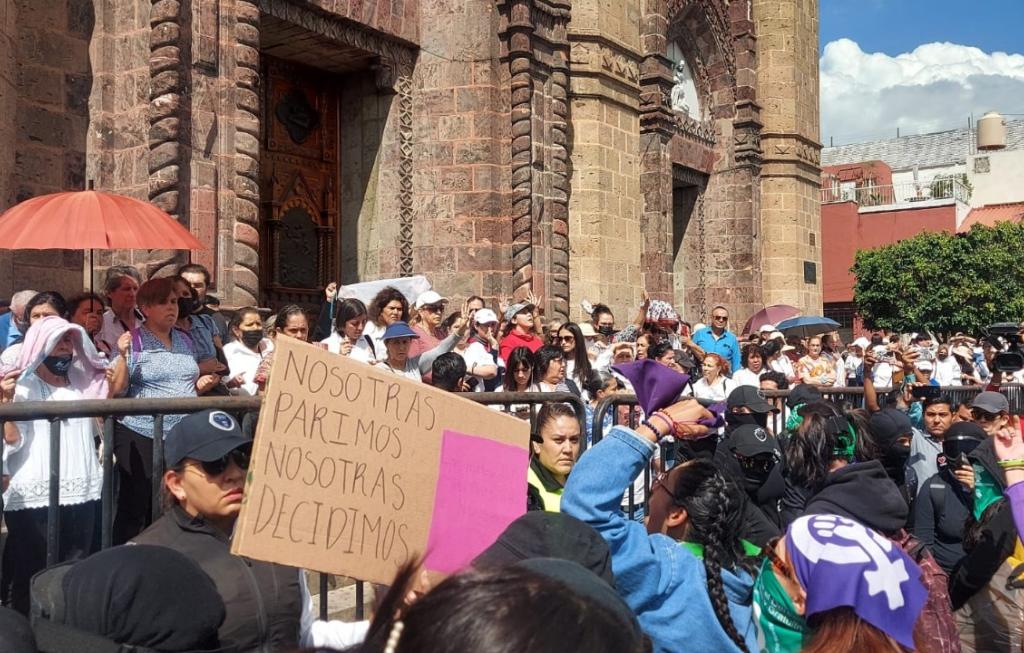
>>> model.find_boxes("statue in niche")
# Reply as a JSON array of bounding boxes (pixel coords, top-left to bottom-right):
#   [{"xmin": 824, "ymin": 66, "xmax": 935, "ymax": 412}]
[{"xmin": 668, "ymin": 43, "xmax": 701, "ymax": 121}]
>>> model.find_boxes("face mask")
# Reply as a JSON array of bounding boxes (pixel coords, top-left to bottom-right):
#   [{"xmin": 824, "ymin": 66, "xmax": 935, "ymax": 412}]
[
  {"xmin": 753, "ymin": 557, "xmax": 809, "ymax": 653},
  {"xmin": 42, "ymin": 355, "xmax": 73, "ymax": 377},
  {"xmin": 598, "ymin": 326, "xmax": 615, "ymax": 337},
  {"xmin": 177, "ymin": 297, "xmax": 197, "ymax": 316},
  {"xmin": 240, "ymin": 329, "xmax": 263, "ymax": 348},
  {"xmin": 727, "ymin": 412, "xmax": 769, "ymax": 429}
]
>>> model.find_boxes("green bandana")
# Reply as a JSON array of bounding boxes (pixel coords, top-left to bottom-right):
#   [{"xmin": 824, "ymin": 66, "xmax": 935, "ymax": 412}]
[
  {"xmin": 753, "ymin": 557, "xmax": 809, "ymax": 653},
  {"xmin": 679, "ymin": 540, "xmax": 763, "ymax": 559},
  {"xmin": 785, "ymin": 404, "xmax": 805, "ymax": 432},
  {"xmin": 972, "ymin": 463, "xmax": 1003, "ymax": 520}
]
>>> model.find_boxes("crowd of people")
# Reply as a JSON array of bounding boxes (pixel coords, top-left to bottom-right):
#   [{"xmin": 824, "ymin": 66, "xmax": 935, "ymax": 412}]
[{"xmin": 2, "ymin": 265, "xmax": 1024, "ymax": 652}]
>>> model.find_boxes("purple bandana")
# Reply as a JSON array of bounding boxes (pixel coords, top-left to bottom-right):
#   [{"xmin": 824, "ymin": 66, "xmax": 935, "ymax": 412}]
[
  {"xmin": 786, "ymin": 514, "xmax": 927, "ymax": 649},
  {"xmin": 612, "ymin": 359, "xmax": 689, "ymax": 415}
]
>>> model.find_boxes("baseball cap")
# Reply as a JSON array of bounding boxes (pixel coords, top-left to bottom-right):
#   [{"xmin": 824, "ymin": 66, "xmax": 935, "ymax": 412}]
[
  {"xmin": 414, "ymin": 290, "xmax": 447, "ymax": 309},
  {"xmin": 726, "ymin": 424, "xmax": 779, "ymax": 457},
  {"xmin": 852, "ymin": 337, "xmax": 870, "ymax": 349},
  {"xmin": 165, "ymin": 410, "xmax": 251, "ymax": 468},
  {"xmin": 727, "ymin": 385, "xmax": 777, "ymax": 413},
  {"xmin": 787, "ymin": 383, "xmax": 822, "ymax": 409},
  {"xmin": 868, "ymin": 408, "xmax": 913, "ymax": 447},
  {"xmin": 971, "ymin": 391, "xmax": 1009, "ymax": 414},
  {"xmin": 474, "ymin": 308, "xmax": 498, "ymax": 325},
  {"xmin": 504, "ymin": 303, "xmax": 534, "ymax": 322},
  {"xmin": 769, "ymin": 331, "xmax": 785, "ymax": 341},
  {"xmin": 382, "ymin": 321, "xmax": 419, "ymax": 341},
  {"xmin": 759, "ymin": 324, "xmax": 776, "ymax": 333}
]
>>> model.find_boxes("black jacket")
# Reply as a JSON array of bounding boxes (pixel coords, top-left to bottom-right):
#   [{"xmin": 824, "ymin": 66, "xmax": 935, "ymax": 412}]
[
  {"xmin": 712, "ymin": 441, "xmax": 784, "ymax": 547},
  {"xmin": 911, "ymin": 469, "xmax": 972, "ymax": 573},
  {"xmin": 948, "ymin": 438, "xmax": 1017, "ymax": 609},
  {"xmin": 133, "ymin": 506, "xmax": 303, "ymax": 653}
]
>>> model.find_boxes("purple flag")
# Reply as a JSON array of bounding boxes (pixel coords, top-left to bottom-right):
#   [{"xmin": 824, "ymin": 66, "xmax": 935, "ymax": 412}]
[
  {"xmin": 612, "ymin": 360, "xmax": 689, "ymax": 415},
  {"xmin": 786, "ymin": 514, "xmax": 927, "ymax": 649}
]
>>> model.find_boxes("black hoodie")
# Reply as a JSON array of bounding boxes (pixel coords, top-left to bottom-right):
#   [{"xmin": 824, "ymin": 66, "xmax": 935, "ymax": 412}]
[{"xmin": 803, "ymin": 460, "xmax": 910, "ymax": 535}]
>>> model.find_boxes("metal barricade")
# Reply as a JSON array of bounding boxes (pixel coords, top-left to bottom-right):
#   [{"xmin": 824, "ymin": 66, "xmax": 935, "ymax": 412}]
[
  {"xmin": 589, "ymin": 384, "xmax": 1016, "ymax": 521},
  {"xmin": 0, "ymin": 391, "xmax": 582, "ymax": 620}
]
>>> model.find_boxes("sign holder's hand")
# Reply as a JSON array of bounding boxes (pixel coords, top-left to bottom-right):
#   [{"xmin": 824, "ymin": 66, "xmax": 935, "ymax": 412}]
[{"xmin": 0, "ymin": 369, "xmax": 20, "ymax": 403}]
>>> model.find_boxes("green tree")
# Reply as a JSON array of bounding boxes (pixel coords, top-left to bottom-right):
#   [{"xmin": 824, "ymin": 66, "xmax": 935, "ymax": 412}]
[{"xmin": 852, "ymin": 222, "xmax": 1024, "ymax": 334}]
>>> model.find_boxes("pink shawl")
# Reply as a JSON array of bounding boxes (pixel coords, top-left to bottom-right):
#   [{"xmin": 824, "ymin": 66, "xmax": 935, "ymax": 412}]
[{"xmin": 9, "ymin": 315, "xmax": 110, "ymax": 399}]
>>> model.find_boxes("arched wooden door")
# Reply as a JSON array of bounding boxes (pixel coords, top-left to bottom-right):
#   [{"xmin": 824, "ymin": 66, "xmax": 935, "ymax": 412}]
[{"xmin": 260, "ymin": 57, "xmax": 339, "ymax": 310}]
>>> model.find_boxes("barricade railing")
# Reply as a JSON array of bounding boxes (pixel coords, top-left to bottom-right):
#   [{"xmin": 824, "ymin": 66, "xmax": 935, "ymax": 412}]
[
  {"xmin": 590, "ymin": 384, "xmax": 1024, "ymax": 520},
  {"xmin": 0, "ymin": 391, "xmax": 583, "ymax": 620}
]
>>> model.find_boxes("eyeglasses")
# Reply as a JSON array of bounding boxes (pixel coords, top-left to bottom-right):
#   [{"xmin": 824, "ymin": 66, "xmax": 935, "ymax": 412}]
[
  {"xmin": 764, "ymin": 536, "xmax": 793, "ymax": 578},
  {"xmin": 712, "ymin": 314, "xmax": 729, "ymax": 321},
  {"xmin": 651, "ymin": 471, "xmax": 680, "ymax": 503},
  {"xmin": 199, "ymin": 447, "xmax": 251, "ymax": 476},
  {"xmin": 559, "ymin": 335, "xmax": 575, "ymax": 343},
  {"xmin": 971, "ymin": 408, "xmax": 1000, "ymax": 422}
]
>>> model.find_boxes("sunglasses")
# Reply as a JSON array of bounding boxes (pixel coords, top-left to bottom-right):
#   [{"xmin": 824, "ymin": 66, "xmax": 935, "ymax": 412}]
[
  {"xmin": 421, "ymin": 304, "xmax": 446, "ymax": 313},
  {"xmin": 199, "ymin": 447, "xmax": 251, "ymax": 476},
  {"xmin": 559, "ymin": 335, "xmax": 575, "ymax": 343},
  {"xmin": 712, "ymin": 315, "xmax": 729, "ymax": 321},
  {"xmin": 651, "ymin": 470, "xmax": 680, "ymax": 503},
  {"xmin": 764, "ymin": 536, "xmax": 793, "ymax": 578},
  {"xmin": 971, "ymin": 408, "xmax": 1001, "ymax": 422}
]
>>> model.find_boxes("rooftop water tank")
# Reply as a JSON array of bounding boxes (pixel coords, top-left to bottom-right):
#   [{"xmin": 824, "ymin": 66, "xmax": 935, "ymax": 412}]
[{"xmin": 977, "ymin": 111, "xmax": 1006, "ymax": 150}]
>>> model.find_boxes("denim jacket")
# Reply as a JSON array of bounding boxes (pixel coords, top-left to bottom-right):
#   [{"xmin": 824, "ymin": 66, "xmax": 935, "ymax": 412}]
[{"xmin": 562, "ymin": 425, "xmax": 758, "ymax": 653}]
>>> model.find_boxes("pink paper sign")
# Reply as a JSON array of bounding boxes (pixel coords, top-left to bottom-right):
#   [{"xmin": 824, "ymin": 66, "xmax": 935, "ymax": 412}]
[{"xmin": 424, "ymin": 429, "xmax": 528, "ymax": 573}]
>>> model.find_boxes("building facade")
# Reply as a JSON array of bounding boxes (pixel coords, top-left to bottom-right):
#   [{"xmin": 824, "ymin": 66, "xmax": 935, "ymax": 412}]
[{"xmin": 0, "ymin": 0, "xmax": 822, "ymax": 326}]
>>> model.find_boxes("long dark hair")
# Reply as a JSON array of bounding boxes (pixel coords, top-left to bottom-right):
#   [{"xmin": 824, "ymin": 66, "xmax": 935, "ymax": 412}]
[
  {"xmin": 668, "ymin": 459, "xmax": 752, "ymax": 651},
  {"xmin": 558, "ymin": 322, "xmax": 592, "ymax": 381},
  {"xmin": 785, "ymin": 402, "xmax": 859, "ymax": 492},
  {"xmin": 503, "ymin": 347, "xmax": 534, "ymax": 391},
  {"xmin": 358, "ymin": 561, "xmax": 645, "ymax": 653},
  {"xmin": 334, "ymin": 298, "xmax": 367, "ymax": 335}
]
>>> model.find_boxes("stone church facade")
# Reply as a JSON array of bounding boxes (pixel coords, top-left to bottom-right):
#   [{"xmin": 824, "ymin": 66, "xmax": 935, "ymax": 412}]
[{"xmin": 0, "ymin": 0, "xmax": 822, "ymax": 325}]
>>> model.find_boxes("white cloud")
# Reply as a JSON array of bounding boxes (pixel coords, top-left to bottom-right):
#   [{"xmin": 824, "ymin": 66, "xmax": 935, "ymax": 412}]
[{"xmin": 820, "ymin": 38, "xmax": 1024, "ymax": 145}]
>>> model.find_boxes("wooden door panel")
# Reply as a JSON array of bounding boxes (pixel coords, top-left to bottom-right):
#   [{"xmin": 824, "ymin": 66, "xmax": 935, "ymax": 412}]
[{"xmin": 260, "ymin": 57, "xmax": 339, "ymax": 310}]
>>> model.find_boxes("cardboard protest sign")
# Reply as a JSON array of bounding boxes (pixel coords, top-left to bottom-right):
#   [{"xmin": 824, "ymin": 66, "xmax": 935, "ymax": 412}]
[{"xmin": 231, "ymin": 337, "xmax": 530, "ymax": 584}]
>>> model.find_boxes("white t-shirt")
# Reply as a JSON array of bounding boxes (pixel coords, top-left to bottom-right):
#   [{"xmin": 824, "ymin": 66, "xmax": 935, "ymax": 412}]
[
  {"xmin": 684, "ymin": 376, "xmax": 733, "ymax": 402},
  {"xmin": 872, "ymin": 361, "xmax": 894, "ymax": 389},
  {"xmin": 769, "ymin": 355, "xmax": 796, "ymax": 381},
  {"xmin": 460, "ymin": 341, "xmax": 501, "ymax": 392},
  {"xmin": 732, "ymin": 368, "xmax": 762, "ymax": 388},
  {"xmin": 95, "ymin": 309, "xmax": 144, "ymax": 355},
  {"xmin": 4, "ymin": 375, "xmax": 102, "ymax": 510},
  {"xmin": 932, "ymin": 357, "xmax": 962, "ymax": 386},
  {"xmin": 320, "ymin": 332, "xmax": 373, "ymax": 364},
  {"xmin": 223, "ymin": 340, "xmax": 269, "ymax": 396}
]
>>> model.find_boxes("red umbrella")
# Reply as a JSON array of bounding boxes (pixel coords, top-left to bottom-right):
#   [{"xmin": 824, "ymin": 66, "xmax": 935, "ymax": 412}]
[
  {"xmin": 742, "ymin": 304, "xmax": 801, "ymax": 336},
  {"xmin": 0, "ymin": 190, "xmax": 204, "ymax": 250}
]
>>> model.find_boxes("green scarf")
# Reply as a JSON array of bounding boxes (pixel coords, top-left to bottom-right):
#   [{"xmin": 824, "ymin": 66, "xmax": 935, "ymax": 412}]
[
  {"xmin": 679, "ymin": 540, "xmax": 763, "ymax": 559},
  {"xmin": 972, "ymin": 463, "xmax": 1003, "ymax": 520},
  {"xmin": 753, "ymin": 557, "xmax": 809, "ymax": 653}
]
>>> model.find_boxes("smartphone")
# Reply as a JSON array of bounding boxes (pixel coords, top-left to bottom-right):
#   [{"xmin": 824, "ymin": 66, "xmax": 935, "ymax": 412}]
[
  {"xmin": 912, "ymin": 385, "xmax": 941, "ymax": 400},
  {"xmin": 679, "ymin": 324, "xmax": 690, "ymax": 338}
]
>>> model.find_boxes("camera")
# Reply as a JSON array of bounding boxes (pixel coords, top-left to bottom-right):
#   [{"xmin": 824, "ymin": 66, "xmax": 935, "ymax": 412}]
[
  {"xmin": 912, "ymin": 385, "xmax": 941, "ymax": 400},
  {"xmin": 983, "ymin": 323, "xmax": 1024, "ymax": 373}
]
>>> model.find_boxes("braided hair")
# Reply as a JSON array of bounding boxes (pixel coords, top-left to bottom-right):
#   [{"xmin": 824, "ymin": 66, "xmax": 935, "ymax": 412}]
[{"xmin": 670, "ymin": 459, "xmax": 752, "ymax": 651}]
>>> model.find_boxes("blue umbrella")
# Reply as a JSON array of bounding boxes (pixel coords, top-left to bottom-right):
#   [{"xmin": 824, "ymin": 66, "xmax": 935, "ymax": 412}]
[{"xmin": 775, "ymin": 316, "xmax": 841, "ymax": 338}]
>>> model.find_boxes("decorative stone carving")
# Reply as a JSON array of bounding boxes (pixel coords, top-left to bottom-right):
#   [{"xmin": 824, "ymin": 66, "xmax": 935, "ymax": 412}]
[
  {"xmin": 397, "ymin": 74, "xmax": 414, "ymax": 276},
  {"xmin": 231, "ymin": 0, "xmax": 262, "ymax": 304}
]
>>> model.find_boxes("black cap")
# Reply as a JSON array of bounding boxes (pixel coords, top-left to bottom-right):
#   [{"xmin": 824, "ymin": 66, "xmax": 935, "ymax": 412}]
[
  {"xmin": 473, "ymin": 512, "xmax": 614, "ymax": 586},
  {"xmin": 165, "ymin": 410, "xmax": 251, "ymax": 468},
  {"xmin": 869, "ymin": 408, "xmax": 913, "ymax": 447},
  {"xmin": 727, "ymin": 385, "xmax": 777, "ymax": 413},
  {"xmin": 787, "ymin": 383, "xmax": 823, "ymax": 409},
  {"xmin": 726, "ymin": 424, "xmax": 779, "ymax": 457}
]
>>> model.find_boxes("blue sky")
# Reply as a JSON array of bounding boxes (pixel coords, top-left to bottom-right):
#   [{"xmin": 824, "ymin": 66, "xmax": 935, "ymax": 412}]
[
  {"xmin": 820, "ymin": 0, "xmax": 1024, "ymax": 57},
  {"xmin": 819, "ymin": 0, "xmax": 1024, "ymax": 145}
]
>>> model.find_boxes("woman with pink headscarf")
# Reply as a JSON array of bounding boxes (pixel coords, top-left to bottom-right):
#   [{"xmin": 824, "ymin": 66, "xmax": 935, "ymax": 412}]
[{"xmin": 0, "ymin": 316, "xmax": 126, "ymax": 614}]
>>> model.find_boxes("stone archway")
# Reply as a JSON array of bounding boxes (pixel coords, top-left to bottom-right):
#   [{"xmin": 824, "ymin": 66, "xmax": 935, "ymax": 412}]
[{"xmin": 639, "ymin": 0, "xmax": 763, "ymax": 323}]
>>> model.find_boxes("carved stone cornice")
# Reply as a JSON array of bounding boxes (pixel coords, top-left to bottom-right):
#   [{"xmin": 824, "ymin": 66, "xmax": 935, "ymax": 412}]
[
  {"xmin": 257, "ymin": 0, "xmax": 417, "ymax": 87},
  {"xmin": 568, "ymin": 35, "xmax": 641, "ymax": 90}
]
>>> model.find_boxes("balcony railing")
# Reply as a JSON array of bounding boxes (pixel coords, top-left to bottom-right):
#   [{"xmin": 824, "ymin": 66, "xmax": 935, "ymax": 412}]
[{"xmin": 821, "ymin": 179, "xmax": 971, "ymax": 207}]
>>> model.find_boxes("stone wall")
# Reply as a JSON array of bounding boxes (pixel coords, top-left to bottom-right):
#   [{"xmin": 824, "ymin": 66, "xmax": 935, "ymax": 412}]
[
  {"xmin": 754, "ymin": 0, "xmax": 822, "ymax": 313},
  {"xmin": 0, "ymin": 0, "xmax": 95, "ymax": 297},
  {"xmin": 567, "ymin": 0, "xmax": 644, "ymax": 322}
]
